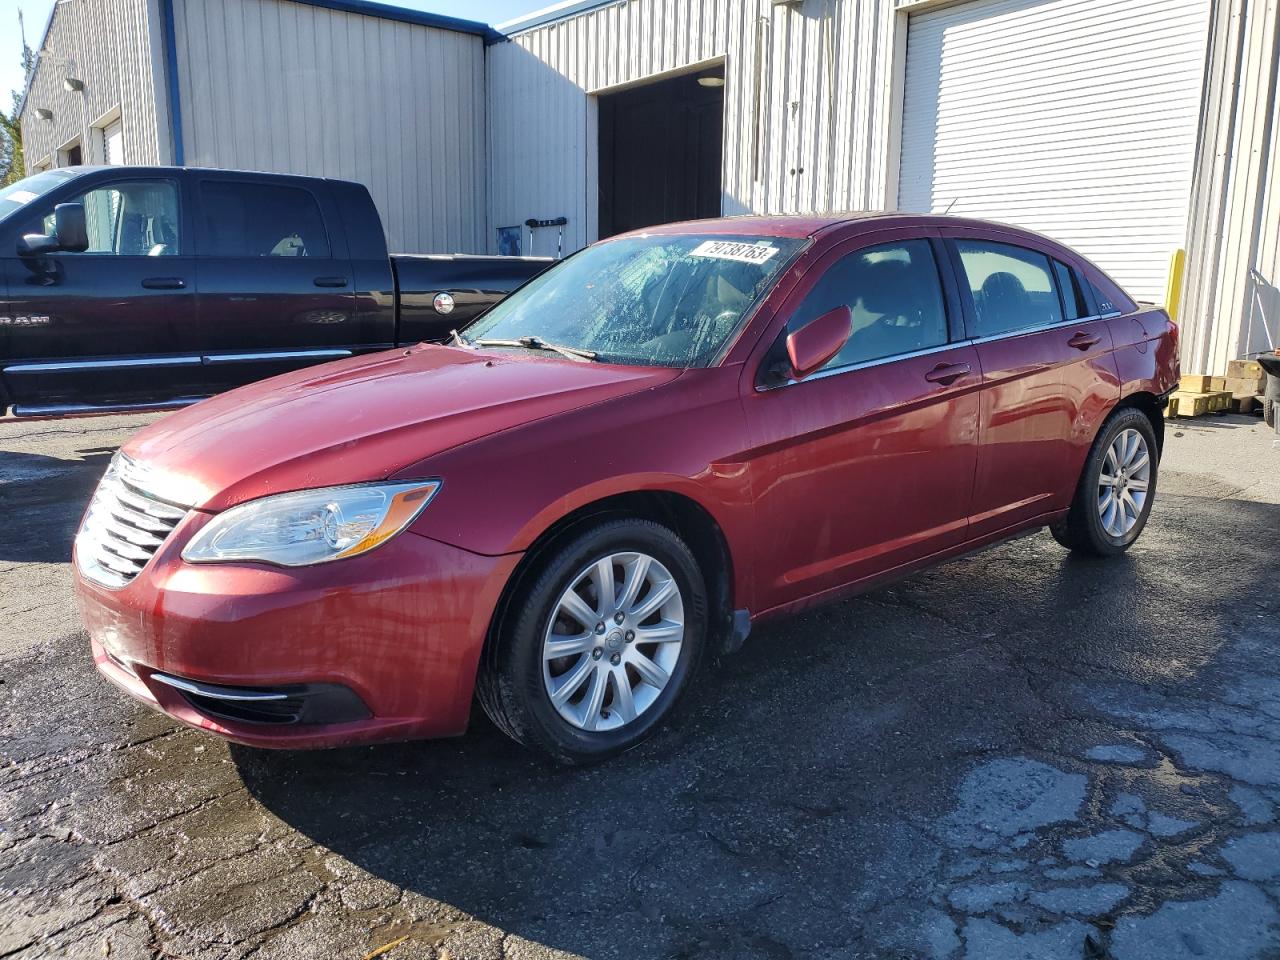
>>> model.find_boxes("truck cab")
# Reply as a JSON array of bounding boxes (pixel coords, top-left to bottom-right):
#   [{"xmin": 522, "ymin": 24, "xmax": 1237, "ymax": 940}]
[{"xmin": 0, "ymin": 166, "xmax": 544, "ymax": 417}]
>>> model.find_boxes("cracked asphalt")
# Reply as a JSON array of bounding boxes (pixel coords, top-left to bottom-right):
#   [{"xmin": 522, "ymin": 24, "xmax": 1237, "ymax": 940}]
[{"xmin": 2, "ymin": 410, "xmax": 1280, "ymax": 960}]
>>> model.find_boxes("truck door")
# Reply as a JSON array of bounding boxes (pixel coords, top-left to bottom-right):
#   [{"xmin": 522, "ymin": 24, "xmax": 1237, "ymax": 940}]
[
  {"xmin": 1, "ymin": 174, "xmax": 198, "ymax": 413},
  {"xmin": 193, "ymin": 175, "xmax": 358, "ymax": 391}
]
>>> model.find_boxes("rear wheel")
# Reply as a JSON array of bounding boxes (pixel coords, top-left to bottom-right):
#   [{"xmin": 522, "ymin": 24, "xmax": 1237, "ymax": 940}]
[
  {"xmin": 1051, "ymin": 407, "xmax": 1158, "ymax": 557},
  {"xmin": 1264, "ymin": 371, "xmax": 1278, "ymax": 428},
  {"xmin": 476, "ymin": 518, "xmax": 707, "ymax": 764}
]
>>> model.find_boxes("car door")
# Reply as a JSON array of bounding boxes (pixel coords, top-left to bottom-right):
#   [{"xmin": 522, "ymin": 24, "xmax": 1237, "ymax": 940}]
[
  {"xmin": 193, "ymin": 175, "xmax": 357, "ymax": 392},
  {"xmin": 942, "ymin": 230, "xmax": 1119, "ymax": 539},
  {"xmin": 2, "ymin": 174, "xmax": 198, "ymax": 413},
  {"xmin": 742, "ymin": 231, "xmax": 981, "ymax": 614}
]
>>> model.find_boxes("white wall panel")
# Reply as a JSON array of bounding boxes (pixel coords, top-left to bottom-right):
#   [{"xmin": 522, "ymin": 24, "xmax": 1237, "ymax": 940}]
[
  {"xmin": 897, "ymin": 0, "xmax": 1211, "ymax": 304},
  {"xmin": 1181, "ymin": 0, "xmax": 1280, "ymax": 374},
  {"xmin": 172, "ymin": 0, "xmax": 487, "ymax": 254},
  {"xmin": 20, "ymin": 0, "xmax": 170, "ymax": 170},
  {"xmin": 486, "ymin": 0, "xmax": 900, "ymax": 257}
]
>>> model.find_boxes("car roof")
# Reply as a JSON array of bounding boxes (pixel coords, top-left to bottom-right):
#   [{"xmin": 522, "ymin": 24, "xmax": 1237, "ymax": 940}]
[{"xmin": 614, "ymin": 212, "xmax": 1052, "ymax": 242}]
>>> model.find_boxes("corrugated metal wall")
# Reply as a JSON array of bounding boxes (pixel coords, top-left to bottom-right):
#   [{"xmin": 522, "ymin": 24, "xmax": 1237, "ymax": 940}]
[
  {"xmin": 20, "ymin": 0, "xmax": 170, "ymax": 170},
  {"xmin": 486, "ymin": 0, "xmax": 901, "ymax": 257},
  {"xmin": 1181, "ymin": 0, "xmax": 1280, "ymax": 374},
  {"xmin": 897, "ymin": 0, "xmax": 1210, "ymax": 304},
  {"xmin": 172, "ymin": 0, "xmax": 487, "ymax": 254}
]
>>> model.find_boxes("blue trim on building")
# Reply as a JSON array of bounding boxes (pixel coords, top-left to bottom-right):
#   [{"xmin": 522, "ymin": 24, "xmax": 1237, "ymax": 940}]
[
  {"xmin": 159, "ymin": 0, "xmax": 185, "ymax": 165},
  {"xmin": 495, "ymin": 0, "xmax": 621, "ymax": 38},
  {"xmin": 296, "ymin": 0, "xmax": 502, "ymax": 41}
]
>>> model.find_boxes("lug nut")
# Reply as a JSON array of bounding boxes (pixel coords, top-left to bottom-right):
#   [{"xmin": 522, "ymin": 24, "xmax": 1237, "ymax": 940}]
[
  {"xmin": 624, "ymin": 630, "xmax": 635, "ymax": 642},
  {"xmin": 614, "ymin": 612, "xmax": 625, "ymax": 624},
  {"xmin": 610, "ymin": 652, "xmax": 621, "ymax": 665},
  {"xmin": 592, "ymin": 648, "xmax": 603, "ymax": 660},
  {"xmin": 595, "ymin": 622, "xmax": 606, "ymax": 634}
]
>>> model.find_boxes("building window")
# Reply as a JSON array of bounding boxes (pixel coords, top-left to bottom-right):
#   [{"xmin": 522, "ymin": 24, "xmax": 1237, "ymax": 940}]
[
  {"xmin": 58, "ymin": 139, "xmax": 84, "ymax": 167},
  {"xmin": 91, "ymin": 108, "xmax": 125, "ymax": 165}
]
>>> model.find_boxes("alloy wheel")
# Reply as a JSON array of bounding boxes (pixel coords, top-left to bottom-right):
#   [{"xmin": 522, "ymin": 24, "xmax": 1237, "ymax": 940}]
[
  {"xmin": 1097, "ymin": 427, "xmax": 1151, "ymax": 538},
  {"xmin": 541, "ymin": 551, "xmax": 685, "ymax": 732}
]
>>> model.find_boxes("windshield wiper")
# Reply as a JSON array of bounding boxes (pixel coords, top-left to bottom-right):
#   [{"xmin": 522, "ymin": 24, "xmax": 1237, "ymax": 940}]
[
  {"xmin": 471, "ymin": 335, "xmax": 597, "ymax": 363},
  {"xmin": 449, "ymin": 329, "xmax": 470, "ymax": 347}
]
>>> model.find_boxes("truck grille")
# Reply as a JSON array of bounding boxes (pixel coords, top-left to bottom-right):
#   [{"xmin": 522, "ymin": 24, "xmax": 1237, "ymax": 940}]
[{"xmin": 76, "ymin": 455, "xmax": 190, "ymax": 588}]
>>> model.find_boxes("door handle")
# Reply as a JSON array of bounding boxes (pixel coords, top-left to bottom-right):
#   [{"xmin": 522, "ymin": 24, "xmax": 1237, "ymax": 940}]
[
  {"xmin": 924, "ymin": 361, "xmax": 971, "ymax": 385},
  {"xmin": 1068, "ymin": 331, "xmax": 1101, "ymax": 350},
  {"xmin": 313, "ymin": 276, "xmax": 349, "ymax": 288},
  {"xmin": 141, "ymin": 277, "xmax": 186, "ymax": 290}
]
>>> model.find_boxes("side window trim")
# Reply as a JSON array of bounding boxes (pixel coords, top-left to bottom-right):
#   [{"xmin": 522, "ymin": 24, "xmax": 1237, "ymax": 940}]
[
  {"xmin": 28, "ymin": 175, "xmax": 184, "ymax": 257},
  {"xmin": 943, "ymin": 235, "xmax": 1128, "ymax": 343},
  {"xmin": 764, "ymin": 233, "xmax": 956, "ymax": 387},
  {"xmin": 197, "ymin": 177, "xmax": 334, "ymax": 258}
]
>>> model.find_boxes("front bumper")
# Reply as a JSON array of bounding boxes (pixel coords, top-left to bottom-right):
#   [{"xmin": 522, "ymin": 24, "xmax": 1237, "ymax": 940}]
[{"xmin": 76, "ymin": 515, "xmax": 520, "ymax": 748}]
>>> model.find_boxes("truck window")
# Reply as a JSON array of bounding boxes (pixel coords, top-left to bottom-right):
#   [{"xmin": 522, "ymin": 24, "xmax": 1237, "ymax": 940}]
[
  {"xmin": 35, "ymin": 179, "xmax": 181, "ymax": 256},
  {"xmin": 199, "ymin": 181, "xmax": 330, "ymax": 258}
]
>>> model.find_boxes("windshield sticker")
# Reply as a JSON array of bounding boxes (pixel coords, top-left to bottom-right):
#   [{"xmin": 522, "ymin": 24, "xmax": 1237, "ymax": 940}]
[
  {"xmin": 3, "ymin": 190, "xmax": 38, "ymax": 205},
  {"xmin": 690, "ymin": 240, "xmax": 780, "ymax": 265}
]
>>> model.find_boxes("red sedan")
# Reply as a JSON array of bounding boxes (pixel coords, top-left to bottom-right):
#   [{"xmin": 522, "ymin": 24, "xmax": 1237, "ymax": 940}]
[{"xmin": 75, "ymin": 215, "xmax": 1179, "ymax": 764}]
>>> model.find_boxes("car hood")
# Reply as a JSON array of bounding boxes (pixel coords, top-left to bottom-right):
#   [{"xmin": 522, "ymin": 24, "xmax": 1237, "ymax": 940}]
[{"xmin": 123, "ymin": 345, "xmax": 682, "ymax": 511}]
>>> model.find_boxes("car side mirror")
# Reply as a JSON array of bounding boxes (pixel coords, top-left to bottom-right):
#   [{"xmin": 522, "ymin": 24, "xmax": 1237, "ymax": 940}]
[
  {"xmin": 786, "ymin": 305, "xmax": 852, "ymax": 380},
  {"xmin": 17, "ymin": 202, "xmax": 88, "ymax": 256}
]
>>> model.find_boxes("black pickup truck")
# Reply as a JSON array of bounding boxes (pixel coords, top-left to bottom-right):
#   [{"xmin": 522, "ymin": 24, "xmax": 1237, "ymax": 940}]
[{"xmin": 0, "ymin": 166, "xmax": 547, "ymax": 417}]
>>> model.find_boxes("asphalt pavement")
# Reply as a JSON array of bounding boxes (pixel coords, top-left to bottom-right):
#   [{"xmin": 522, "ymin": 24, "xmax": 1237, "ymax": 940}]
[{"xmin": 2, "ymin": 410, "xmax": 1279, "ymax": 960}]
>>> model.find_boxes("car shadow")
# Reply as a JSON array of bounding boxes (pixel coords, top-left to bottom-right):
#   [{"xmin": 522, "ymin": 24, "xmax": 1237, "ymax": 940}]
[
  {"xmin": 230, "ymin": 495, "xmax": 1278, "ymax": 959},
  {"xmin": 0, "ymin": 447, "xmax": 113, "ymax": 562}
]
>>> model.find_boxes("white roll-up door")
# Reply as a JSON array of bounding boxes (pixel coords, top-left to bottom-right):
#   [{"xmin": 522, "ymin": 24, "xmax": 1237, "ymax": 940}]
[
  {"xmin": 103, "ymin": 119, "xmax": 124, "ymax": 165},
  {"xmin": 897, "ymin": 0, "xmax": 1210, "ymax": 303}
]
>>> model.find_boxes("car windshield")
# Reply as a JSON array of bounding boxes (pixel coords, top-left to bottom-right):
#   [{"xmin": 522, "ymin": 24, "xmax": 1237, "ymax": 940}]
[
  {"xmin": 0, "ymin": 170, "xmax": 81, "ymax": 223},
  {"xmin": 464, "ymin": 233, "xmax": 806, "ymax": 367}
]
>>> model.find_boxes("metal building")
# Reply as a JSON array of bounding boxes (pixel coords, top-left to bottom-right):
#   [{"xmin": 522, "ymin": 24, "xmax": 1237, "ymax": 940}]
[
  {"xmin": 489, "ymin": 0, "xmax": 1278, "ymax": 372},
  {"xmin": 19, "ymin": 0, "xmax": 493, "ymax": 253},
  {"xmin": 18, "ymin": 0, "xmax": 1280, "ymax": 373}
]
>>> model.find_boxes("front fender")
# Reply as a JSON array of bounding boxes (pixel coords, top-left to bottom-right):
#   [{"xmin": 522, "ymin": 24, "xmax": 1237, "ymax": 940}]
[{"xmin": 398, "ymin": 366, "xmax": 756, "ymax": 596}]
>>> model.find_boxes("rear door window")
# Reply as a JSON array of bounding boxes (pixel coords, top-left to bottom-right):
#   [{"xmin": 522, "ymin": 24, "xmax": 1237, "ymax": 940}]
[
  {"xmin": 955, "ymin": 240, "xmax": 1064, "ymax": 337},
  {"xmin": 199, "ymin": 181, "xmax": 330, "ymax": 258},
  {"xmin": 787, "ymin": 239, "xmax": 950, "ymax": 373}
]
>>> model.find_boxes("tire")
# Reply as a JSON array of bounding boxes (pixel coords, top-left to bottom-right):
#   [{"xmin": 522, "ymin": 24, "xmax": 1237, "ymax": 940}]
[
  {"xmin": 1264, "ymin": 372, "xmax": 1278, "ymax": 428},
  {"xmin": 1051, "ymin": 407, "xmax": 1159, "ymax": 557},
  {"xmin": 476, "ymin": 518, "xmax": 708, "ymax": 765}
]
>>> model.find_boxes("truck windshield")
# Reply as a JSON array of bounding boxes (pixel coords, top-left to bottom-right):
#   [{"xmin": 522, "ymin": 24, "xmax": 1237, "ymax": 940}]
[
  {"xmin": 0, "ymin": 170, "xmax": 81, "ymax": 223},
  {"xmin": 464, "ymin": 233, "xmax": 806, "ymax": 367}
]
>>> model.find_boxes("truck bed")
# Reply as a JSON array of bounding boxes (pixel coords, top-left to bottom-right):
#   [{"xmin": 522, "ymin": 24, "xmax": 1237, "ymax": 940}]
[{"xmin": 392, "ymin": 254, "xmax": 550, "ymax": 344}]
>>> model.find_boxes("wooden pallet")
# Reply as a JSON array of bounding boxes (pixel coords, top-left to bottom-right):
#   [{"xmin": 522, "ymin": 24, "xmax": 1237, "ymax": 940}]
[{"xmin": 1166, "ymin": 390, "xmax": 1234, "ymax": 417}]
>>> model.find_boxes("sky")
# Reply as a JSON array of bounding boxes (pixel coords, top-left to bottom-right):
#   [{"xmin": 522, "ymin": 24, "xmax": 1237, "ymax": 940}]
[{"xmin": 0, "ymin": 0, "xmax": 551, "ymax": 112}]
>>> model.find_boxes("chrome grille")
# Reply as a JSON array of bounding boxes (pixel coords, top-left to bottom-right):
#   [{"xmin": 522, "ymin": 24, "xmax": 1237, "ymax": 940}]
[{"xmin": 76, "ymin": 455, "xmax": 190, "ymax": 588}]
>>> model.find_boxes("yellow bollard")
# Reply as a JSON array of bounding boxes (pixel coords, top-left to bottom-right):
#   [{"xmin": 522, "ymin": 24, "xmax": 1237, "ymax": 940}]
[{"xmin": 1165, "ymin": 247, "xmax": 1186, "ymax": 322}]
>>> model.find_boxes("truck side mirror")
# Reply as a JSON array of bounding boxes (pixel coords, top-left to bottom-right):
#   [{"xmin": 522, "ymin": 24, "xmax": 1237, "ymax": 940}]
[
  {"xmin": 786, "ymin": 305, "xmax": 852, "ymax": 380},
  {"xmin": 18, "ymin": 202, "xmax": 89, "ymax": 256}
]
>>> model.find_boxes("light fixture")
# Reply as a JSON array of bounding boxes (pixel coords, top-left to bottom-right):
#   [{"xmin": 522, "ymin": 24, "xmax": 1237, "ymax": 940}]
[
  {"xmin": 63, "ymin": 77, "xmax": 84, "ymax": 92},
  {"xmin": 35, "ymin": 107, "xmax": 53, "ymax": 121},
  {"xmin": 697, "ymin": 75, "xmax": 725, "ymax": 88}
]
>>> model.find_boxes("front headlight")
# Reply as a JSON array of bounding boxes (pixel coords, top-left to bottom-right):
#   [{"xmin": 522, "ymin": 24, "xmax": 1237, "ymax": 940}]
[{"xmin": 181, "ymin": 481, "xmax": 440, "ymax": 567}]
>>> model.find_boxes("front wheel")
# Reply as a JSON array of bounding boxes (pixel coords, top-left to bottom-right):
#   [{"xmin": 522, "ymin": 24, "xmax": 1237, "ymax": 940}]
[
  {"xmin": 476, "ymin": 518, "xmax": 707, "ymax": 765},
  {"xmin": 1051, "ymin": 408, "xmax": 1159, "ymax": 557}
]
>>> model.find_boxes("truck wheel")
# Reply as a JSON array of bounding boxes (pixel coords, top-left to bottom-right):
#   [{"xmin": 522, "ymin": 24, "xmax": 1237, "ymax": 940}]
[
  {"xmin": 477, "ymin": 518, "xmax": 707, "ymax": 765},
  {"xmin": 1264, "ymin": 372, "xmax": 1278, "ymax": 428},
  {"xmin": 1051, "ymin": 407, "xmax": 1159, "ymax": 557}
]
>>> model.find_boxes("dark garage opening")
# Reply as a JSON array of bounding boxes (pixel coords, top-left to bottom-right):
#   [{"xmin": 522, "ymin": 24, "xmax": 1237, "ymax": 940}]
[{"xmin": 597, "ymin": 66, "xmax": 724, "ymax": 239}]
